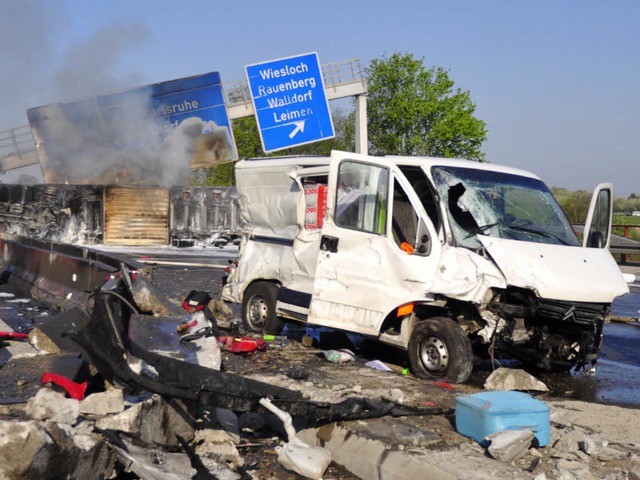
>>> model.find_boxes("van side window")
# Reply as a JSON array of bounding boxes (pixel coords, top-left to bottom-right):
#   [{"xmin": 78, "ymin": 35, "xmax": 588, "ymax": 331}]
[
  {"xmin": 335, "ymin": 161, "xmax": 389, "ymax": 234},
  {"xmin": 392, "ymin": 179, "xmax": 419, "ymax": 252},
  {"xmin": 398, "ymin": 166, "xmax": 440, "ymax": 231}
]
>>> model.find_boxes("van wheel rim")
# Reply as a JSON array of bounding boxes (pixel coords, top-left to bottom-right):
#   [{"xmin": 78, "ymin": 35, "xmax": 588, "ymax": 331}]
[
  {"xmin": 420, "ymin": 336, "xmax": 448, "ymax": 373},
  {"xmin": 247, "ymin": 296, "xmax": 267, "ymax": 329}
]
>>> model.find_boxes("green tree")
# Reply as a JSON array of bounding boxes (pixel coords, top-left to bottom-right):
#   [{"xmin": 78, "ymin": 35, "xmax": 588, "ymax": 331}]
[
  {"xmin": 366, "ymin": 52, "xmax": 487, "ymax": 160},
  {"xmin": 551, "ymin": 187, "xmax": 592, "ymax": 224}
]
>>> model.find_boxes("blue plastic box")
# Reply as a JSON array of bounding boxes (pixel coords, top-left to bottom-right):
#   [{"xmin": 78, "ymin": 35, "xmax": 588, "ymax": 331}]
[{"xmin": 455, "ymin": 391, "xmax": 550, "ymax": 446}]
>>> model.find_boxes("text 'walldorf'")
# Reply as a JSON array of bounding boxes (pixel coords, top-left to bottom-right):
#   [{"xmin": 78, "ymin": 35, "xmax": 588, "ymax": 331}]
[{"xmin": 256, "ymin": 61, "xmax": 317, "ymax": 123}]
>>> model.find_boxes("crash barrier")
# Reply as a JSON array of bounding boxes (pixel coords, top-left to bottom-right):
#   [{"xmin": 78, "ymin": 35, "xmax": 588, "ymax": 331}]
[{"xmin": 0, "ymin": 233, "xmax": 150, "ymax": 311}]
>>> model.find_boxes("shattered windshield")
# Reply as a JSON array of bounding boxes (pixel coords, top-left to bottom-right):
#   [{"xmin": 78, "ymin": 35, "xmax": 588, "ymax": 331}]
[{"xmin": 431, "ymin": 166, "xmax": 581, "ymax": 248}]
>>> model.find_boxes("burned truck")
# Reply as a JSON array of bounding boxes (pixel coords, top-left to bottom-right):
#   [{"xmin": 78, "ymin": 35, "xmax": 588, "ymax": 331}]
[{"xmin": 222, "ymin": 150, "xmax": 630, "ymax": 383}]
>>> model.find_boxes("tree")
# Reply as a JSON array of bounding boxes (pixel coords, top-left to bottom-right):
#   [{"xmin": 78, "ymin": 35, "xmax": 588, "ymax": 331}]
[
  {"xmin": 366, "ymin": 52, "xmax": 487, "ymax": 161},
  {"xmin": 551, "ymin": 187, "xmax": 593, "ymax": 224}
]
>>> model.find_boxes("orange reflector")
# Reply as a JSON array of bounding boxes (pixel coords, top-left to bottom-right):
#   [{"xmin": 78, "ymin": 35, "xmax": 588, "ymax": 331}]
[{"xmin": 397, "ymin": 303, "xmax": 414, "ymax": 317}]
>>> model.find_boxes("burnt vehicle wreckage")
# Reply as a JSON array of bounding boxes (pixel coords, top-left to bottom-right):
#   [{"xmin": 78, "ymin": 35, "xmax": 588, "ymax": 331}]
[{"xmin": 74, "ymin": 289, "xmax": 444, "ymax": 425}]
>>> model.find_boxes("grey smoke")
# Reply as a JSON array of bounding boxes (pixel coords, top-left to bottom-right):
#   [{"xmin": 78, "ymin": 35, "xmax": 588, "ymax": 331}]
[{"xmin": 1, "ymin": 2, "xmax": 204, "ymax": 187}]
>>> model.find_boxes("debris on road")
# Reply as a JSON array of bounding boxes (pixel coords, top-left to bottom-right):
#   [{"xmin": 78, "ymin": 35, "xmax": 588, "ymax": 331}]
[{"xmin": 484, "ymin": 367, "xmax": 550, "ymax": 392}]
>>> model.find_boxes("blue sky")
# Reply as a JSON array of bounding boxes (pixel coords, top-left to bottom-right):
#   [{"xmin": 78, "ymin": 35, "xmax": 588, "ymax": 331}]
[{"xmin": 1, "ymin": 0, "xmax": 638, "ymax": 195}]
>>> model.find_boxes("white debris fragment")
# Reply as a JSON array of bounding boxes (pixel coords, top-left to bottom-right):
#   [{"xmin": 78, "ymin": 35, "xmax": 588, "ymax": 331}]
[{"xmin": 259, "ymin": 397, "xmax": 331, "ymax": 480}]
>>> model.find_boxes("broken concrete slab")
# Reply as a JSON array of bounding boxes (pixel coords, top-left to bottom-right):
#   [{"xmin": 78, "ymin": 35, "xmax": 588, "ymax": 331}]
[
  {"xmin": 95, "ymin": 394, "xmax": 195, "ymax": 447},
  {"xmin": 80, "ymin": 387, "xmax": 125, "ymax": 416},
  {"xmin": 46, "ymin": 421, "xmax": 117, "ymax": 480},
  {"xmin": 0, "ymin": 420, "xmax": 57, "ymax": 479},
  {"xmin": 485, "ymin": 429, "xmax": 536, "ymax": 463},
  {"xmin": 298, "ymin": 422, "xmax": 531, "ymax": 480},
  {"xmin": 26, "ymin": 387, "xmax": 79, "ymax": 424},
  {"xmin": 483, "ymin": 367, "xmax": 549, "ymax": 392},
  {"xmin": 131, "ymin": 276, "xmax": 184, "ymax": 317},
  {"xmin": 194, "ymin": 428, "xmax": 244, "ymax": 469},
  {"xmin": 553, "ymin": 427, "xmax": 589, "ymax": 453}
]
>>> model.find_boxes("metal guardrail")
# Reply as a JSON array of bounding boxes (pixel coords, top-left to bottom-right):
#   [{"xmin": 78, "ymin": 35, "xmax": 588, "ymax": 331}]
[{"xmin": 0, "ymin": 125, "xmax": 35, "ymax": 159}]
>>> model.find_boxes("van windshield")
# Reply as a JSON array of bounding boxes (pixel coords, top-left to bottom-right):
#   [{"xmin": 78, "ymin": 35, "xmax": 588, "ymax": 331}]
[{"xmin": 431, "ymin": 166, "xmax": 581, "ymax": 248}]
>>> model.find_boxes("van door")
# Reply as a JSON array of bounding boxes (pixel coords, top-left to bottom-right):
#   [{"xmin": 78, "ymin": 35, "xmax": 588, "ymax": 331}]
[
  {"xmin": 308, "ymin": 151, "xmax": 441, "ymax": 336},
  {"xmin": 582, "ymin": 183, "xmax": 613, "ymax": 249}
]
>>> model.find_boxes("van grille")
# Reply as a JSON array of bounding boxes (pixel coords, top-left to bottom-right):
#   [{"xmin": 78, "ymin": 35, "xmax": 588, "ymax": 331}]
[{"xmin": 535, "ymin": 299, "xmax": 608, "ymax": 326}]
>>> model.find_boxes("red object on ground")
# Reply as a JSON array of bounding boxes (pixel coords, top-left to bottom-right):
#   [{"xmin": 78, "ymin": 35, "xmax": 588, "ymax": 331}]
[
  {"xmin": 431, "ymin": 380, "xmax": 455, "ymax": 391},
  {"xmin": 0, "ymin": 332, "xmax": 29, "ymax": 340},
  {"xmin": 40, "ymin": 373, "xmax": 87, "ymax": 400},
  {"xmin": 217, "ymin": 336, "xmax": 267, "ymax": 354}
]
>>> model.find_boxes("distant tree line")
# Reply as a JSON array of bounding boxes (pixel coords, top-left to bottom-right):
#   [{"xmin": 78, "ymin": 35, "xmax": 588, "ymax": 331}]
[{"xmin": 552, "ymin": 187, "xmax": 640, "ymax": 226}]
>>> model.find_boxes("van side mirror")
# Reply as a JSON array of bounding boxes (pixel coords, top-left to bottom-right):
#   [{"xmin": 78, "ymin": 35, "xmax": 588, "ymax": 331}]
[{"xmin": 415, "ymin": 219, "xmax": 432, "ymax": 256}]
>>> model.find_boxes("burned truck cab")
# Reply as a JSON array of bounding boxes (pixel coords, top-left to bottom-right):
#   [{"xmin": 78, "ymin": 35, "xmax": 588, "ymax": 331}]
[{"xmin": 223, "ymin": 150, "xmax": 630, "ymax": 384}]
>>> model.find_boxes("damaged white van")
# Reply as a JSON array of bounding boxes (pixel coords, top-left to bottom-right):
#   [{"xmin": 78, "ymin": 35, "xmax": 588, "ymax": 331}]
[{"xmin": 222, "ymin": 150, "xmax": 630, "ymax": 383}]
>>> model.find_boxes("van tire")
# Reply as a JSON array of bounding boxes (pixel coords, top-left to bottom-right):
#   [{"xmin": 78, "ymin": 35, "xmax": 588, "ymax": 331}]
[
  {"xmin": 408, "ymin": 317, "xmax": 473, "ymax": 384},
  {"xmin": 241, "ymin": 282, "xmax": 283, "ymax": 334}
]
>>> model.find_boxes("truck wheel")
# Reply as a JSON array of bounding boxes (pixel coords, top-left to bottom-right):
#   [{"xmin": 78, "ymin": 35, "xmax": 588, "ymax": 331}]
[
  {"xmin": 408, "ymin": 317, "xmax": 473, "ymax": 384},
  {"xmin": 241, "ymin": 282, "xmax": 283, "ymax": 334}
]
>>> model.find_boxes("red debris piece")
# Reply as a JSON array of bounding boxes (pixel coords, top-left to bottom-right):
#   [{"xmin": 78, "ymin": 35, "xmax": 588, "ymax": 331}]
[
  {"xmin": 431, "ymin": 381, "xmax": 455, "ymax": 391},
  {"xmin": 217, "ymin": 336, "xmax": 267, "ymax": 354},
  {"xmin": 0, "ymin": 332, "xmax": 29, "ymax": 340},
  {"xmin": 40, "ymin": 373, "xmax": 87, "ymax": 400}
]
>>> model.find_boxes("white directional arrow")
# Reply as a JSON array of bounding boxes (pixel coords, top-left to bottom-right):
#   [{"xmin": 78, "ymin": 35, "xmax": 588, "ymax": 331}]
[{"xmin": 288, "ymin": 120, "xmax": 306, "ymax": 139}]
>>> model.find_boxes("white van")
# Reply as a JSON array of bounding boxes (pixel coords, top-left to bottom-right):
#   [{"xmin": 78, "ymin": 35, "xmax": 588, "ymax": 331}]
[{"xmin": 222, "ymin": 150, "xmax": 630, "ymax": 383}]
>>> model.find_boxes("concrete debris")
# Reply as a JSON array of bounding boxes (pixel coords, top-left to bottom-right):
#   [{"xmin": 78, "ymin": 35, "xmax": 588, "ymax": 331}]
[
  {"xmin": 131, "ymin": 276, "xmax": 184, "ymax": 317},
  {"xmin": 0, "ymin": 420, "xmax": 56, "ymax": 479},
  {"xmin": 381, "ymin": 388, "xmax": 406, "ymax": 405},
  {"xmin": 485, "ymin": 429, "xmax": 535, "ymax": 462},
  {"xmin": 483, "ymin": 367, "xmax": 549, "ymax": 392},
  {"xmin": 194, "ymin": 428, "xmax": 244, "ymax": 468},
  {"xmin": 553, "ymin": 427, "xmax": 589, "ymax": 453},
  {"xmin": 259, "ymin": 397, "xmax": 331, "ymax": 480},
  {"xmin": 95, "ymin": 394, "xmax": 194, "ymax": 447},
  {"xmin": 579, "ymin": 434, "xmax": 609, "ymax": 456},
  {"xmin": 80, "ymin": 388, "xmax": 125, "ymax": 416},
  {"xmin": 26, "ymin": 387, "xmax": 79, "ymax": 424},
  {"xmin": 0, "ymin": 419, "xmax": 116, "ymax": 480}
]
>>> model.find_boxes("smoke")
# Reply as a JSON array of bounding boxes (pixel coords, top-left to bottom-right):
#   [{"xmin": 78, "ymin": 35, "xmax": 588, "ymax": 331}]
[
  {"xmin": 52, "ymin": 22, "xmax": 148, "ymax": 101},
  {"xmin": 1, "ymin": 2, "xmax": 225, "ymax": 187},
  {"xmin": 0, "ymin": 0, "xmax": 59, "ymax": 130}
]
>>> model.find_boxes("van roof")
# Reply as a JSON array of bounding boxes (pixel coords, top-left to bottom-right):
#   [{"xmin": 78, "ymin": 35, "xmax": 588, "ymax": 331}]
[{"xmin": 236, "ymin": 152, "xmax": 540, "ymax": 180}]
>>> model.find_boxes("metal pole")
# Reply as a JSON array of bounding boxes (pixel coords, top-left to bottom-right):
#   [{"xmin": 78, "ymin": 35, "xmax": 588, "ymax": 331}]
[{"xmin": 355, "ymin": 94, "xmax": 368, "ymax": 155}]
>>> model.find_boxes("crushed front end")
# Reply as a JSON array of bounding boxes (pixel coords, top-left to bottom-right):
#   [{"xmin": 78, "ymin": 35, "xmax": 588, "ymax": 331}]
[{"xmin": 482, "ymin": 287, "xmax": 608, "ymax": 373}]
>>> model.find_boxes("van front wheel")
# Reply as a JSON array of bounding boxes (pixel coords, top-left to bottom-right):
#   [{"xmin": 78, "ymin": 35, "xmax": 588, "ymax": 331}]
[
  {"xmin": 408, "ymin": 317, "xmax": 473, "ymax": 384},
  {"xmin": 241, "ymin": 282, "xmax": 283, "ymax": 334}
]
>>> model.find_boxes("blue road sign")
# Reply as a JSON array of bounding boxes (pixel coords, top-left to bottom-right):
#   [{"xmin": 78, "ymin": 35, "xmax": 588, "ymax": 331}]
[{"xmin": 246, "ymin": 52, "xmax": 334, "ymax": 152}]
